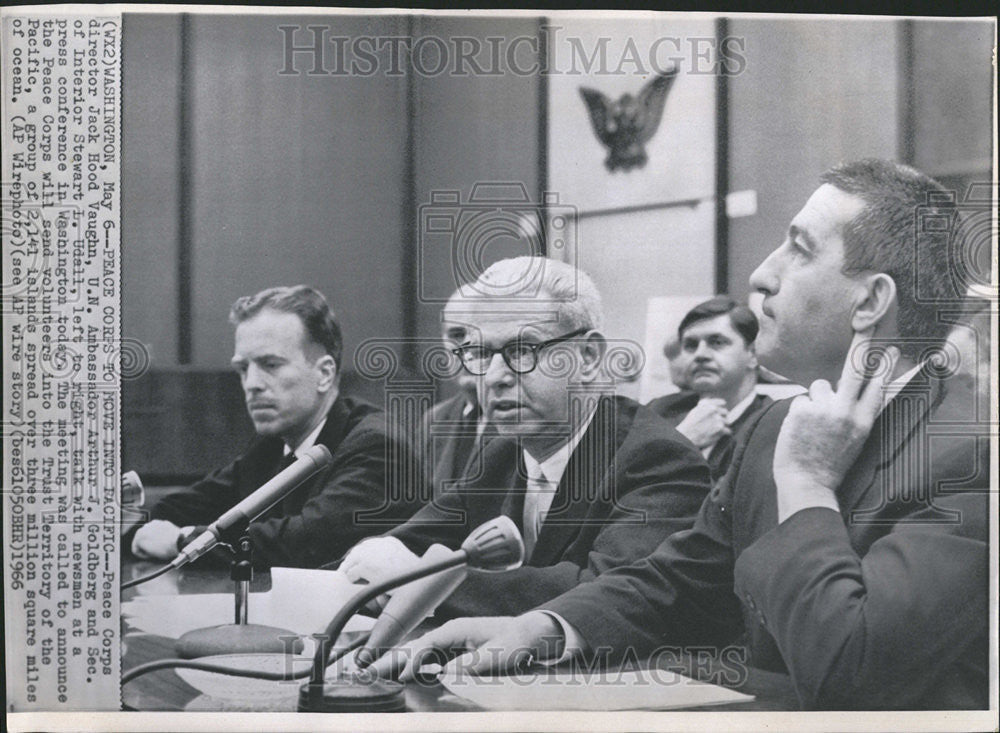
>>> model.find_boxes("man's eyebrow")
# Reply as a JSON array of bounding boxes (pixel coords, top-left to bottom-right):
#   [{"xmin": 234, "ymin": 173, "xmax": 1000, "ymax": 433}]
[
  {"xmin": 230, "ymin": 353, "xmax": 283, "ymax": 365},
  {"xmin": 788, "ymin": 224, "xmax": 818, "ymax": 251}
]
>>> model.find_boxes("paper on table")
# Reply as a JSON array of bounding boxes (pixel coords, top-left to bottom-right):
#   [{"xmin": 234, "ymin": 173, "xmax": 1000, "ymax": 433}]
[
  {"xmin": 439, "ymin": 667, "xmax": 754, "ymax": 711},
  {"xmin": 122, "ymin": 567, "xmax": 374, "ymax": 638}
]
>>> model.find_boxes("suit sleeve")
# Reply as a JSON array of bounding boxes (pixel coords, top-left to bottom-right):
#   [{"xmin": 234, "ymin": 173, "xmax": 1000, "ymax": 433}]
[
  {"xmin": 385, "ymin": 484, "xmax": 473, "ymax": 556},
  {"xmin": 120, "ymin": 459, "xmax": 244, "ymax": 558},
  {"xmin": 138, "ymin": 461, "xmax": 242, "ymax": 530},
  {"xmin": 539, "ymin": 438, "xmax": 751, "ymax": 661},
  {"xmin": 443, "ymin": 438, "xmax": 721, "ymax": 620},
  {"xmin": 245, "ymin": 427, "xmax": 423, "ymax": 567},
  {"xmin": 733, "ymin": 492, "xmax": 989, "ymax": 709}
]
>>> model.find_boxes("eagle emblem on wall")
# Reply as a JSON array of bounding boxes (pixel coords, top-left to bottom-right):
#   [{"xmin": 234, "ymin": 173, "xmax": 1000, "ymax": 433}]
[{"xmin": 578, "ymin": 69, "xmax": 679, "ymax": 172}]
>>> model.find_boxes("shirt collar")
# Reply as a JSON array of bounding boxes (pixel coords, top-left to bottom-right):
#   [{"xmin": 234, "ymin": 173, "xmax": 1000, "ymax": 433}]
[
  {"xmin": 284, "ymin": 418, "xmax": 327, "ymax": 456},
  {"xmin": 724, "ymin": 389, "xmax": 759, "ymax": 426},
  {"xmin": 522, "ymin": 402, "xmax": 599, "ymax": 487},
  {"xmin": 881, "ymin": 362, "xmax": 924, "ymax": 409}
]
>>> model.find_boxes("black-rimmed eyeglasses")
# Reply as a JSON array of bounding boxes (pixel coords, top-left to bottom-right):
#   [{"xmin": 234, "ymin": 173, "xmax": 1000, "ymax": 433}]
[{"xmin": 451, "ymin": 328, "xmax": 589, "ymax": 376}]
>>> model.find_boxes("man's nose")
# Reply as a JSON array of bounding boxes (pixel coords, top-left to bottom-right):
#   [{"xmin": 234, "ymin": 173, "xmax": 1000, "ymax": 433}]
[
  {"xmin": 243, "ymin": 363, "xmax": 265, "ymax": 392},
  {"xmin": 749, "ymin": 248, "xmax": 780, "ymax": 295},
  {"xmin": 484, "ymin": 351, "xmax": 515, "ymax": 387},
  {"xmin": 693, "ymin": 342, "xmax": 712, "ymax": 359}
]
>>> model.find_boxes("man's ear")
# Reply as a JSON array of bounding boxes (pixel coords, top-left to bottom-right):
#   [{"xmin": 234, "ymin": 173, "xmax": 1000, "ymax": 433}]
[
  {"xmin": 851, "ymin": 273, "xmax": 897, "ymax": 334},
  {"xmin": 316, "ymin": 354, "xmax": 338, "ymax": 392},
  {"xmin": 579, "ymin": 330, "xmax": 607, "ymax": 383},
  {"xmin": 746, "ymin": 342, "xmax": 759, "ymax": 372}
]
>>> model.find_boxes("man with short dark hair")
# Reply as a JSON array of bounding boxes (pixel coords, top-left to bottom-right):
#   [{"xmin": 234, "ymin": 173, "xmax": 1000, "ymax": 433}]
[
  {"xmin": 128, "ymin": 285, "xmax": 423, "ymax": 568},
  {"xmin": 647, "ymin": 296, "xmax": 772, "ymax": 480},
  {"xmin": 382, "ymin": 161, "xmax": 990, "ymax": 710}
]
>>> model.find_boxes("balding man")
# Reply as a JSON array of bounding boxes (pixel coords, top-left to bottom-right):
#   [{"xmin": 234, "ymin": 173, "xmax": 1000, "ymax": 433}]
[{"xmin": 340, "ymin": 256, "xmax": 712, "ymax": 619}]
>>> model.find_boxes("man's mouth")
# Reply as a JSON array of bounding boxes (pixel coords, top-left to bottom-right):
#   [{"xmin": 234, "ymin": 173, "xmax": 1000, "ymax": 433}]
[
  {"xmin": 489, "ymin": 400, "xmax": 521, "ymax": 415},
  {"xmin": 248, "ymin": 403, "xmax": 277, "ymax": 413}
]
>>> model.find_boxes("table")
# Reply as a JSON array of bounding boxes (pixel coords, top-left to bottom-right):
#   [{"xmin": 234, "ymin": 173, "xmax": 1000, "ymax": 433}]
[{"xmin": 121, "ymin": 559, "xmax": 798, "ymax": 712}]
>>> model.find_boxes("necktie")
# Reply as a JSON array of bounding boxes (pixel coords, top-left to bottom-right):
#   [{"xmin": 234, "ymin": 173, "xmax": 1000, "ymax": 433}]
[
  {"xmin": 275, "ymin": 451, "xmax": 297, "ymax": 515},
  {"xmin": 522, "ymin": 464, "xmax": 555, "ymax": 560},
  {"xmin": 278, "ymin": 450, "xmax": 297, "ymax": 474}
]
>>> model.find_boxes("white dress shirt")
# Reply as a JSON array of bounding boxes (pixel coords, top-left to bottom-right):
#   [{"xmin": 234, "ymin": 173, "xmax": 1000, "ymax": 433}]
[
  {"xmin": 520, "ymin": 405, "xmax": 597, "ymax": 558},
  {"xmin": 699, "ymin": 389, "xmax": 759, "ymax": 459},
  {"xmin": 285, "ymin": 417, "xmax": 327, "ymax": 457}
]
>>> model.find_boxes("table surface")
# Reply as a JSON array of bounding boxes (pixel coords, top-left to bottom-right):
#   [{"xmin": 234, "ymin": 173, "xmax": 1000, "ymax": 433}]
[{"xmin": 121, "ymin": 559, "xmax": 798, "ymax": 712}]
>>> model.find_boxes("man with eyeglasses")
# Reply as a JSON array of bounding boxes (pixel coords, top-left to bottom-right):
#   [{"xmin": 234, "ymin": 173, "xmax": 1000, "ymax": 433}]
[{"xmin": 339, "ymin": 256, "xmax": 712, "ymax": 619}]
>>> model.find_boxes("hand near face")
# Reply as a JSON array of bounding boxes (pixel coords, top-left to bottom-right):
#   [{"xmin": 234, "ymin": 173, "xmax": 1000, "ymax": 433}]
[
  {"xmin": 132, "ymin": 519, "xmax": 183, "ymax": 560},
  {"xmin": 365, "ymin": 612, "xmax": 563, "ymax": 681},
  {"xmin": 773, "ymin": 331, "xmax": 899, "ymax": 522},
  {"xmin": 340, "ymin": 536, "xmax": 420, "ymax": 584},
  {"xmin": 676, "ymin": 397, "xmax": 731, "ymax": 449}
]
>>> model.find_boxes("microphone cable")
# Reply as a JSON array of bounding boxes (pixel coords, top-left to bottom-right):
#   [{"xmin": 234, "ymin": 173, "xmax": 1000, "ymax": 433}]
[
  {"xmin": 121, "ymin": 631, "xmax": 369, "ymax": 685},
  {"xmin": 121, "ymin": 562, "xmax": 174, "ymax": 590}
]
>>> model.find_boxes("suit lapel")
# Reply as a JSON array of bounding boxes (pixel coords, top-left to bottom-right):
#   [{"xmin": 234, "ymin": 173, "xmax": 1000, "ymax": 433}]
[
  {"xmin": 838, "ymin": 370, "xmax": 941, "ymax": 517},
  {"xmin": 278, "ymin": 398, "xmax": 350, "ymax": 515},
  {"xmin": 498, "ymin": 447, "xmax": 529, "ymax": 531},
  {"xmin": 529, "ymin": 396, "xmax": 627, "ymax": 566}
]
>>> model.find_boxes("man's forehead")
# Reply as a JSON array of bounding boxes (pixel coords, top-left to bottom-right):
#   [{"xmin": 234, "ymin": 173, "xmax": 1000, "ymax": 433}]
[
  {"xmin": 792, "ymin": 184, "xmax": 867, "ymax": 238},
  {"xmin": 447, "ymin": 303, "xmax": 564, "ymax": 337},
  {"xmin": 682, "ymin": 314, "xmax": 739, "ymax": 340},
  {"xmin": 234, "ymin": 309, "xmax": 309, "ymax": 352}
]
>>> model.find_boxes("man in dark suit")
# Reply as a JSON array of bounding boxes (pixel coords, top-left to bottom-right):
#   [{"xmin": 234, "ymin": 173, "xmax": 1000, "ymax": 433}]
[
  {"xmin": 647, "ymin": 296, "xmax": 772, "ymax": 480},
  {"xmin": 379, "ymin": 161, "xmax": 990, "ymax": 710},
  {"xmin": 340, "ymin": 256, "xmax": 712, "ymax": 618},
  {"xmin": 417, "ymin": 288, "xmax": 489, "ymax": 497},
  {"xmin": 128, "ymin": 285, "xmax": 422, "ymax": 568}
]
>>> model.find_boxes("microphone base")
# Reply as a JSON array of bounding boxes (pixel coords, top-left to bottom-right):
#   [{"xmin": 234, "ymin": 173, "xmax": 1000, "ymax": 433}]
[
  {"xmin": 297, "ymin": 677, "xmax": 406, "ymax": 712},
  {"xmin": 176, "ymin": 624, "xmax": 304, "ymax": 659}
]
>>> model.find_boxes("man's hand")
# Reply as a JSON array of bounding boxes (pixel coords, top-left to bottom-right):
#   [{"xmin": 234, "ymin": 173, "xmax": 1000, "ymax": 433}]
[
  {"xmin": 340, "ymin": 536, "xmax": 420, "ymax": 584},
  {"xmin": 132, "ymin": 519, "xmax": 183, "ymax": 560},
  {"xmin": 773, "ymin": 331, "xmax": 899, "ymax": 522},
  {"xmin": 366, "ymin": 612, "xmax": 564, "ymax": 681},
  {"xmin": 676, "ymin": 397, "xmax": 731, "ymax": 449}
]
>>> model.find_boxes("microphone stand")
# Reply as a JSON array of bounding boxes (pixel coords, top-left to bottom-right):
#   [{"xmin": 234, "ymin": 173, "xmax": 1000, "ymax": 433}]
[
  {"xmin": 298, "ymin": 553, "xmax": 467, "ymax": 713},
  {"xmin": 176, "ymin": 530, "xmax": 304, "ymax": 658},
  {"xmin": 299, "ymin": 516, "xmax": 524, "ymax": 712}
]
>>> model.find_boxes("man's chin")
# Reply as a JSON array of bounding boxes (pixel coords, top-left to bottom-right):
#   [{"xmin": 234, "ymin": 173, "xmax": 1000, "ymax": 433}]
[
  {"xmin": 250, "ymin": 419, "xmax": 282, "ymax": 437},
  {"xmin": 689, "ymin": 375, "xmax": 719, "ymax": 391}
]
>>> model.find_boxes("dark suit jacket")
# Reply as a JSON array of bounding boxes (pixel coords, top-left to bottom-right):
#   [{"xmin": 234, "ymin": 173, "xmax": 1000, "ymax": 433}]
[
  {"xmin": 545, "ymin": 372, "xmax": 989, "ymax": 709},
  {"xmin": 645, "ymin": 391, "xmax": 773, "ymax": 481},
  {"xmin": 417, "ymin": 392, "xmax": 483, "ymax": 498},
  {"xmin": 388, "ymin": 395, "xmax": 713, "ymax": 618},
  {"xmin": 134, "ymin": 396, "xmax": 424, "ymax": 568}
]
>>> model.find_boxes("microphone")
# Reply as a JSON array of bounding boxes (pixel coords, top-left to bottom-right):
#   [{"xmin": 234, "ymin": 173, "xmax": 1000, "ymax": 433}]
[
  {"xmin": 171, "ymin": 444, "xmax": 333, "ymax": 568},
  {"xmin": 353, "ymin": 544, "xmax": 467, "ymax": 670},
  {"xmin": 298, "ymin": 515, "xmax": 523, "ymax": 712}
]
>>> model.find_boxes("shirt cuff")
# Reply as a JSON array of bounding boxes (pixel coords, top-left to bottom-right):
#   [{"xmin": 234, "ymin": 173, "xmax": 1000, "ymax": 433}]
[{"xmin": 535, "ymin": 611, "xmax": 587, "ymax": 665}]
